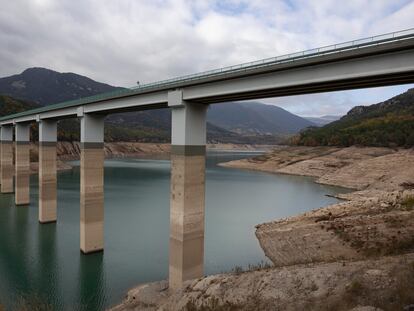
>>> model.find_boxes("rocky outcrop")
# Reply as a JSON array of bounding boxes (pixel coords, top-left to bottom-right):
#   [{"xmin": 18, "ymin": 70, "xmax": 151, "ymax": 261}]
[
  {"xmin": 256, "ymin": 190, "xmax": 414, "ymax": 267},
  {"xmin": 111, "ymin": 253, "xmax": 414, "ymax": 311},
  {"xmin": 316, "ymin": 149, "xmax": 414, "ymax": 190}
]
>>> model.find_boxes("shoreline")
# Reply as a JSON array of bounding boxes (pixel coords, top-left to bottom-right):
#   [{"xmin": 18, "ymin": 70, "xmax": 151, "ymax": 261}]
[
  {"xmin": 112, "ymin": 253, "xmax": 414, "ymax": 311},
  {"xmin": 218, "ymin": 146, "xmax": 413, "ymax": 191},
  {"xmin": 25, "ymin": 142, "xmax": 273, "ymax": 174},
  {"xmin": 111, "ymin": 145, "xmax": 414, "ymax": 310},
  {"xmin": 50, "ymin": 142, "xmax": 273, "ymax": 160}
]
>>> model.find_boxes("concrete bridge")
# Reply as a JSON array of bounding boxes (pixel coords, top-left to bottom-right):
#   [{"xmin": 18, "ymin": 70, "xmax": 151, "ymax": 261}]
[{"xmin": 1, "ymin": 28, "xmax": 414, "ymax": 290}]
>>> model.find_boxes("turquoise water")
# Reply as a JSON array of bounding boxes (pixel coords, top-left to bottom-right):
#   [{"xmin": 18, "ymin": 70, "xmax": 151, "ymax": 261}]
[{"xmin": 0, "ymin": 152, "xmax": 347, "ymax": 310}]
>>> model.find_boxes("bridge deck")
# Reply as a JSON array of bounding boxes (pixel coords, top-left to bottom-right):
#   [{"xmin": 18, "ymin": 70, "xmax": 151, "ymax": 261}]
[{"xmin": 1, "ymin": 28, "xmax": 414, "ymax": 122}]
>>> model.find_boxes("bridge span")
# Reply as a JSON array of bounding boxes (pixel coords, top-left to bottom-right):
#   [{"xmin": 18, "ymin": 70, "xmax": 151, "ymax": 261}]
[{"xmin": 1, "ymin": 28, "xmax": 414, "ymax": 289}]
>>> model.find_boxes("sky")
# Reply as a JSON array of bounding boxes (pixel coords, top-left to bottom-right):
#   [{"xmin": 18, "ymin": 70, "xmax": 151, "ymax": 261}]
[{"xmin": 1, "ymin": 0, "xmax": 414, "ymax": 117}]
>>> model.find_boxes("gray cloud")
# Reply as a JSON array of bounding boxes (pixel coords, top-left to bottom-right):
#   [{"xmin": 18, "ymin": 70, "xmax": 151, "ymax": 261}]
[{"xmin": 1, "ymin": 0, "xmax": 414, "ymax": 116}]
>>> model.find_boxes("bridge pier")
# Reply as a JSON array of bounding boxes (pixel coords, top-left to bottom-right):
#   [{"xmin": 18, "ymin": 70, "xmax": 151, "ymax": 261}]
[
  {"xmin": 80, "ymin": 114, "xmax": 105, "ymax": 254},
  {"xmin": 39, "ymin": 120, "xmax": 57, "ymax": 223},
  {"xmin": 1, "ymin": 125, "xmax": 14, "ymax": 194},
  {"xmin": 15, "ymin": 123, "xmax": 31, "ymax": 205},
  {"xmin": 168, "ymin": 91, "xmax": 208, "ymax": 290}
]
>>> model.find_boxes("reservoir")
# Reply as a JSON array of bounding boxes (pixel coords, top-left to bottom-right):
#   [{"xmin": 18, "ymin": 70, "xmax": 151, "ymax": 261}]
[{"xmin": 0, "ymin": 151, "xmax": 347, "ymax": 310}]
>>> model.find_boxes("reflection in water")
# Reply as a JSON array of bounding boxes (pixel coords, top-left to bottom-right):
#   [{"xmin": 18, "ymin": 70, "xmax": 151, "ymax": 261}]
[
  {"xmin": 78, "ymin": 253, "xmax": 105, "ymax": 311},
  {"xmin": 37, "ymin": 223, "xmax": 61, "ymax": 309},
  {"xmin": 0, "ymin": 152, "xmax": 349, "ymax": 309},
  {"xmin": 0, "ymin": 195, "xmax": 20, "ymax": 307},
  {"xmin": 0, "ymin": 195, "xmax": 38, "ymax": 309}
]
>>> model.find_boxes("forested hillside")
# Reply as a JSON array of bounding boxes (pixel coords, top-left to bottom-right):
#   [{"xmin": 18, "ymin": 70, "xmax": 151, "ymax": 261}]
[{"xmin": 294, "ymin": 88, "xmax": 414, "ymax": 147}]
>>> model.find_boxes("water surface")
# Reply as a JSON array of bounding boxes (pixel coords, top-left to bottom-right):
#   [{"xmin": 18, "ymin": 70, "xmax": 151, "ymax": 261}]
[{"xmin": 0, "ymin": 151, "xmax": 348, "ymax": 310}]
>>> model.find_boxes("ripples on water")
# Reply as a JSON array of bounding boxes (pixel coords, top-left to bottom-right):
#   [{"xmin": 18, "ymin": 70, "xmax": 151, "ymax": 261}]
[{"xmin": 0, "ymin": 152, "xmax": 347, "ymax": 310}]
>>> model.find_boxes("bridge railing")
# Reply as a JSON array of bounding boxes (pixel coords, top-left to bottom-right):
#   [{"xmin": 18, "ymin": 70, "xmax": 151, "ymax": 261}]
[{"xmin": 130, "ymin": 27, "xmax": 414, "ymax": 92}]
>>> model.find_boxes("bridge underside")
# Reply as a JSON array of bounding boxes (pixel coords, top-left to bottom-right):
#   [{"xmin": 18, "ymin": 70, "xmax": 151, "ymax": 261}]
[
  {"xmin": 192, "ymin": 71, "xmax": 414, "ymax": 104},
  {"xmin": 183, "ymin": 49, "xmax": 414, "ymax": 104}
]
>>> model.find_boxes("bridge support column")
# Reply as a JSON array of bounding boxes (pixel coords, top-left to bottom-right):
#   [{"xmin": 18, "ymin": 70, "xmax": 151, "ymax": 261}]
[
  {"xmin": 168, "ymin": 91, "xmax": 208, "ymax": 290},
  {"xmin": 1, "ymin": 125, "xmax": 14, "ymax": 194},
  {"xmin": 80, "ymin": 114, "xmax": 105, "ymax": 254},
  {"xmin": 39, "ymin": 120, "xmax": 57, "ymax": 223},
  {"xmin": 15, "ymin": 123, "xmax": 31, "ymax": 205}
]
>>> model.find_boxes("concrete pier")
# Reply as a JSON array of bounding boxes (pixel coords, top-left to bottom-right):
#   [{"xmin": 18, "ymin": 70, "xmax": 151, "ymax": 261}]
[
  {"xmin": 1, "ymin": 125, "xmax": 14, "ymax": 194},
  {"xmin": 15, "ymin": 123, "xmax": 31, "ymax": 205},
  {"xmin": 168, "ymin": 90, "xmax": 208, "ymax": 289},
  {"xmin": 80, "ymin": 114, "xmax": 105, "ymax": 254},
  {"xmin": 39, "ymin": 120, "xmax": 57, "ymax": 223}
]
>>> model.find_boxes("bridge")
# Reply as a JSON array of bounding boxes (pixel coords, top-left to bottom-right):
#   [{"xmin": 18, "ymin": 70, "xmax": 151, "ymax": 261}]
[{"xmin": 1, "ymin": 28, "xmax": 414, "ymax": 290}]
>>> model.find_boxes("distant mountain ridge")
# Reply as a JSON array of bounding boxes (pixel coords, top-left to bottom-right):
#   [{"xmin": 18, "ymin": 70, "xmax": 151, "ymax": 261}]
[
  {"xmin": 209, "ymin": 102, "xmax": 314, "ymax": 134},
  {"xmin": 0, "ymin": 68, "xmax": 315, "ymax": 143},
  {"xmin": 304, "ymin": 115, "xmax": 341, "ymax": 126},
  {"xmin": 295, "ymin": 88, "xmax": 414, "ymax": 147}
]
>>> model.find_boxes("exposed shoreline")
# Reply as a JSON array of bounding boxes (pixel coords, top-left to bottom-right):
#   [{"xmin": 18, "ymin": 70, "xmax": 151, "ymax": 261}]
[
  {"xmin": 111, "ymin": 146, "xmax": 414, "ymax": 311},
  {"xmin": 26, "ymin": 142, "xmax": 272, "ymax": 174},
  {"xmin": 51, "ymin": 141, "xmax": 273, "ymax": 161}
]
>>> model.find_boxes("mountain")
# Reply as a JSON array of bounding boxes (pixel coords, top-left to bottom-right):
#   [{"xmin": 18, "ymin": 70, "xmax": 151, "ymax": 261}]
[
  {"xmin": 0, "ymin": 68, "xmax": 314, "ymax": 144},
  {"xmin": 304, "ymin": 115, "xmax": 341, "ymax": 126},
  {"xmin": 208, "ymin": 102, "xmax": 315, "ymax": 134},
  {"xmin": 0, "ymin": 67, "xmax": 122, "ymax": 105},
  {"xmin": 295, "ymin": 88, "xmax": 414, "ymax": 147}
]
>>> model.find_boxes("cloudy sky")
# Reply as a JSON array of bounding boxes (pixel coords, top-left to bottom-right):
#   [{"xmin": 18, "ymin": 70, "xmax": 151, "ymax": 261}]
[{"xmin": 1, "ymin": 0, "xmax": 414, "ymax": 117}]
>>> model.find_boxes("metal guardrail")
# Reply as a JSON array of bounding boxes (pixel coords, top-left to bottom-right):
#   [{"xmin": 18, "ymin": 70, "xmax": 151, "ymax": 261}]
[
  {"xmin": 130, "ymin": 28, "xmax": 414, "ymax": 91},
  {"xmin": 1, "ymin": 27, "xmax": 414, "ymax": 122}
]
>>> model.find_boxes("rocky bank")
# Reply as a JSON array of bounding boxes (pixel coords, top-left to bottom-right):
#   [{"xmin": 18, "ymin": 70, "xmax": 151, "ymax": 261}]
[
  {"xmin": 219, "ymin": 146, "xmax": 413, "ymax": 191},
  {"xmin": 112, "ymin": 146, "xmax": 414, "ymax": 311},
  {"xmin": 223, "ymin": 146, "xmax": 414, "ymax": 267},
  {"xmin": 112, "ymin": 254, "xmax": 414, "ymax": 311}
]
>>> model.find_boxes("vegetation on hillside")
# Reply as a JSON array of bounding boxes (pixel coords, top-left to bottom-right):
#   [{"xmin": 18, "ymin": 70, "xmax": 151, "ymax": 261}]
[
  {"xmin": 1, "ymin": 68, "xmax": 321, "ymax": 144},
  {"xmin": 0, "ymin": 95, "xmax": 267, "ymax": 144},
  {"xmin": 0, "ymin": 93, "xmax": 287, "ymax": 144},
  {"xmin": 0, "ymin": 95, "xmax": 39, "ymax": 115},
  {"xmin": 294, "ymin": 88, "xmax": 414, "ymax": 147},
  {"xmin": 0, "ymin": 95, "xmax": 170, "ymax": 142}
]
